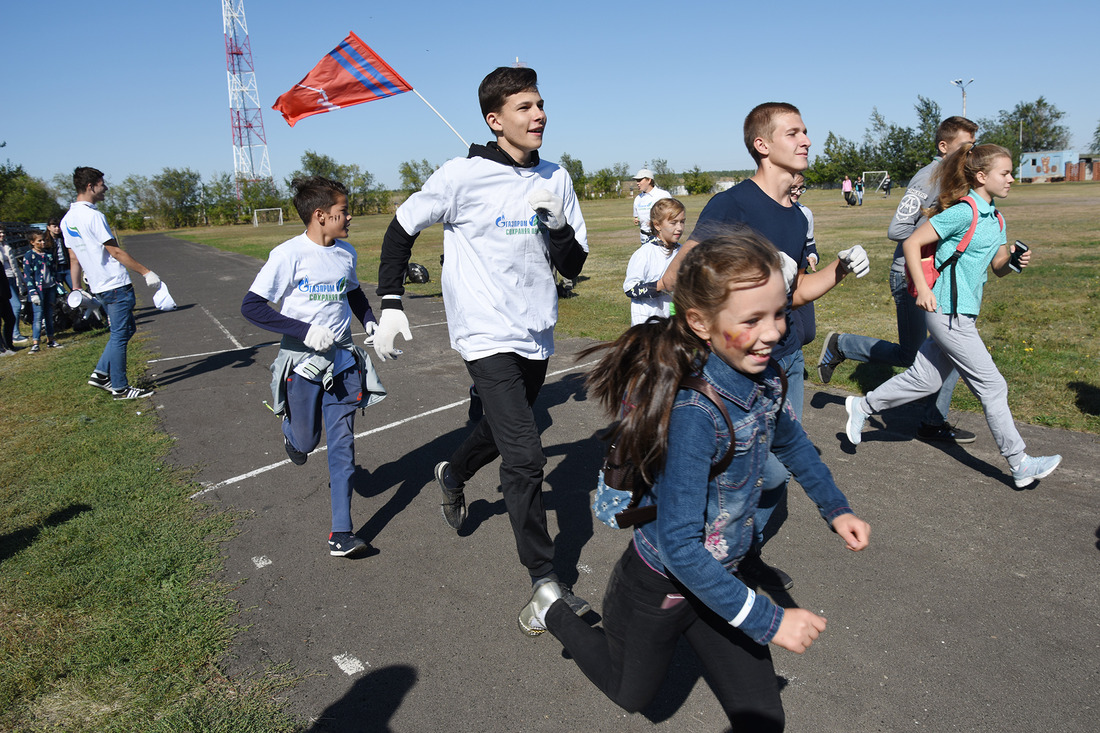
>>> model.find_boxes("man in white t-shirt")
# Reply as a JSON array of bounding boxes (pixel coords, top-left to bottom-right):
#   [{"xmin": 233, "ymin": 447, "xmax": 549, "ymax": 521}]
[
  {"xmin": 62, "ymin": 166, "xmax": 161, "ymax": 400},
  {"xmin": 631, "ymin": 168, "xmax": 671, "ymax": 242}
]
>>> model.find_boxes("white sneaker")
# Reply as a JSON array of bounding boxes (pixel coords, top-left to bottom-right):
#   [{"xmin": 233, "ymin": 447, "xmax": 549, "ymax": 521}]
[
  {"xmin": 1011, "ymin": 454, "xmax": 1062, "ymax": 488},
  {"xmin": 845, "ymin": 396, "xmax": 868, "ymax": 445}
]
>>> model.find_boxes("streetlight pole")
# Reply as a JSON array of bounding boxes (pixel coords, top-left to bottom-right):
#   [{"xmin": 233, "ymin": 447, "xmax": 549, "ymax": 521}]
[{"xmin": 950, "ymin": 78, "xmax": 974, "ymax": 117}]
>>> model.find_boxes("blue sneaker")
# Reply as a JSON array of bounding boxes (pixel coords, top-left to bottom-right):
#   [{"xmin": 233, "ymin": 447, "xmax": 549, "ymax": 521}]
[
  {"xmin": 328, "ymin": 532, "xmax": 369, "ymax": 557},
  {"xmin": 1011, "ymin": 454, "xmax": 1062, "ymax": 488},
  {"xmin": 845, "ymin": 396, "xmax": 868, "ymax": 445}
]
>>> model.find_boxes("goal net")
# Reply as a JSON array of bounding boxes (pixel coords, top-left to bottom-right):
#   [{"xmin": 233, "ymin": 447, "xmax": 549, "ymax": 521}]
[
  {"xmin": 862, "ymin": 171, "xmax": 888, "ymax": 192},
  {"xmin": 252, "ymin": 208, "xmax": 284, "ymax": 227}
]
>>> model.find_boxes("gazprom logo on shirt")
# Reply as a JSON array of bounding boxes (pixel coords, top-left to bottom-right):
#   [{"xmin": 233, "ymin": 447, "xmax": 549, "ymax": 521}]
[
  {"xmin": 297, "ymin": 276, "xmax": 346, "ymax": 302},
  {"xmin": 65, "ymin": 225, "xmax": 82, "ymax": 241},
  {"xmin": 495, "ymin": 213, "xmax": 541, "ymax": 236}
]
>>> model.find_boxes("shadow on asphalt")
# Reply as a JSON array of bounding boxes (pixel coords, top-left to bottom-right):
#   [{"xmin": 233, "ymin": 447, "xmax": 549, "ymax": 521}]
[{"xmin": 304, "ymin": 663, "xmax": 417, "ymax": 732}]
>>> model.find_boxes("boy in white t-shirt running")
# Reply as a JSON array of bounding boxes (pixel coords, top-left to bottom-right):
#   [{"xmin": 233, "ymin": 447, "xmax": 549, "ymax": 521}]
[
  {"xmin": 370, "ymin": 66, "xmax": 592, "ymax": 628},
  {"xmin": 241, "ymin": 177, "xmax": 385, "ymax": 558}
]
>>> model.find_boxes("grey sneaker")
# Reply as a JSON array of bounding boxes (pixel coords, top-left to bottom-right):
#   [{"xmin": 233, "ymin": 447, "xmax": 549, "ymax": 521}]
[
  {"xmin": 817, "ymin": 331, "xmax": 845, "ymax": 384},
  {"xmin": 518, "ymin": 578, "xmax": 564, "ymax": 636},
  {"xmin": 436, "ymin": 461, "xmax": 466, "ymax": 531},
  {"xmin": 557, "ymin": 583, "xmax": 592, "ymax": 616},
  {"xmin": 738, "ymin": 552, "xmax": 794, "ymax": 592},
  {"xmin": 112, "ymin": 385, "xmax": 154, "ymax": 400},
  {"xmin": 1011, "ymin": 454, "xmax": 1062, "ymax": 488},
  {"xmin": 845, "ymin": 395, "xmax": 868, "ymax": 445}
]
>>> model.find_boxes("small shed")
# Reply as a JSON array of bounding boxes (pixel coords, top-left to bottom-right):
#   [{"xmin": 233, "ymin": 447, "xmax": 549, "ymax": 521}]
[{"xmin": 1019, "ymin": 150, "xmax": 1076, "ymax": 182}]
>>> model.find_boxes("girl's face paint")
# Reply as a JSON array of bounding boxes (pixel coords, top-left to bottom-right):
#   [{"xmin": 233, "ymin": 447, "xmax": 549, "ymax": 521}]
[{"xmin": 703, "ymin": 271, "xmax": 786, "ymax": 375}]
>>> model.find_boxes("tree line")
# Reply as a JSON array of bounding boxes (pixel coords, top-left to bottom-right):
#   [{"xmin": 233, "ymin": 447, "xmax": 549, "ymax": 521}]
[
  {"xmin": 805, "ymin": 96, "xmax": 1078, "ymax": 186},
  {"xmin": 2, "ymin": 98, "xmax": 1092, "ymax": 229}
]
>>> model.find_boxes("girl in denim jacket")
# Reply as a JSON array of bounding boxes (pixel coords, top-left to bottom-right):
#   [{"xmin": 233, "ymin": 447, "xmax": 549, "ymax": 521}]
[{"xmin": 519, "ymin": 232, "xmax": 871, "ymax": 728}]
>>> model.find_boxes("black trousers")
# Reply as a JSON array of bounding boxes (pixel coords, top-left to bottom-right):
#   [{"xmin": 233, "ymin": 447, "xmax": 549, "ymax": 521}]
[
  {"xmin": 0, "ymin": 270, "xmax": 15, "ymax": 349},
  {"xmin": 546, "ymin": 543, "xmax": 785, "ymax": 729},
  {"xmin": 449, "ymin": 352, "xmax": 554, "ymax": 579}
]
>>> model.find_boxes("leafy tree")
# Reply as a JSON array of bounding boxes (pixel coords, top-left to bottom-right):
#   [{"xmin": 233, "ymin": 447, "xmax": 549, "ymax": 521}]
[
  {"xmin": 682, "ymin": 166, "xmax": 714, "ymax": 195},
  {"xmin": 203, "ymin": 173, "xmax": 239, "ymax": 226},
  {"xmin": 646, "ymin": 158, "xmax": 676, "ymax": 191},
  {"xmin": 589, "ymin": 168, "xmax": 618, "ymax": 196},
  {"xmin": 979, "ymin": 96, "xmax": 1070, "ymax": 164},
  {"xmin": 100, "ymin": 174, "xmax": 153, "ymax": 231},
  {"xmin": 398, "ymin": 159, "xmax": 436, "ymax": 193},
  {"xmin": 239, "ymin": 177, "xmax": 285, "ymax": 221},
  {"xmin": 805, "ymin": 131, "xmax": 863, "ymax": 185},
  {"xmin": 285, "ymin": 151, "xmax": 384, "ymax": 215},
  {"xmin": 1092, "ymin": 120, "xmax": 1100, "ymax": 153},
  {"xmin": 0, "ymin": 167, "xmax": 65, "ymax": 223},
  {"xmin": 559, "ymin": 153, "xmax": 587, "ymax": 197},
  {"xmin": 286, "ymin": 150, "xmax": 346, "ymax": 185},
  {"xmin": 150, "ymin": 167, "xmax": 203, "ymax": 228}
]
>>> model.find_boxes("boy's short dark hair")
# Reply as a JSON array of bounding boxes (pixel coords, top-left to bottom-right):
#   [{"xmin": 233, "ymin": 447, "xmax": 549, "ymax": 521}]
[
  {"xmin": 743, "ymin": 102, "xmax": 801, "ymax": 164},
  {"xmin": 292, "ymin": 176, "xmax": 348, "ymax": 226},
  {"xmin": 935, "ymin": 116, "xmax": 978, "ymax": 147},
  {"xmin": 73, "ymin": 166, "xmax": 105, "ymax": 194},
  {"xmin": 478, "ymin": 66, "xmax": 538, "ymax": 120}
]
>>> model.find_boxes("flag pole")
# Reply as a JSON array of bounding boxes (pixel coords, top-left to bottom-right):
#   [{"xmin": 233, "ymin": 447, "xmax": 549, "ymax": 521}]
[{"xmin": 411, "ymin": 89, "xmax": 469, "ymax": 149}]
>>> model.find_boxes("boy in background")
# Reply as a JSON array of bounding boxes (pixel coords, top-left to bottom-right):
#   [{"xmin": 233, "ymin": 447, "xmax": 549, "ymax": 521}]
[
  {"xmin": 241, "ymin": 176, "xmax": 385, "ymax": 558},
  {"xmin": 371, "ymin": 66, "xmax": 591, "ymax": 628}
]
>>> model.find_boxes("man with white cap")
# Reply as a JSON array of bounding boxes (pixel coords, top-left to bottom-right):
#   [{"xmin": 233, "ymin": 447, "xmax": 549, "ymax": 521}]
[{"xmin": 631, "ymin": 168, "xmax": 671, "ymax": 242}]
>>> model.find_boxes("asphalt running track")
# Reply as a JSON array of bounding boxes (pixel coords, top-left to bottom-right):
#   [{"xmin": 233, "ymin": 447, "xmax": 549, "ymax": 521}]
[{"xmin": 121, "ymin": 232, "xmax": 1098, "ymax": 732}]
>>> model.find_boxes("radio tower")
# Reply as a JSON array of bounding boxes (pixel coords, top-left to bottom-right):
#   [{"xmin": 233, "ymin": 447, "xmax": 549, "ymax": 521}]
[{"xmin": 223, "ymin": 0, "xmax": 271, "ymax": 199}]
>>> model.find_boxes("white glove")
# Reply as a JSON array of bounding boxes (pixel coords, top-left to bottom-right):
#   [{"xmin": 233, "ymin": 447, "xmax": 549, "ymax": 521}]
[
  {"xmin": 779, "ymin": 252, "xmax": 799, "ymax": 294},
  {"xmin": 528, "ymin": 190, "xmax": 567, "ymax": 231},
  {"xmin": 30, "ymin": 293, "xmax": 41, "ymax": 305},
  {"xmin": 373, "ymin": 308, "xmax": 412, "ymax": 361},
  {"xmin": 303, "ymin": 324, "xmax": 336, "ymax": 352},
  {"xmin": 144, "ymin": 271, "xmax": 161, "ymax": 288},
  {"xmin": 838, "ymin": 245, "xmax": 870, "ymax": 278},
  {"xmin": 362, "ymin": 320, "xmax": 377, "ymax": 347}
]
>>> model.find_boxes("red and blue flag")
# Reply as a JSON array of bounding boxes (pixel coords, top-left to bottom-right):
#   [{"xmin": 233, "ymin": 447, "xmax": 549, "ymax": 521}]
[{"xmin": 273, "ymin": 32, "xmax": 413, "ymax": 127}]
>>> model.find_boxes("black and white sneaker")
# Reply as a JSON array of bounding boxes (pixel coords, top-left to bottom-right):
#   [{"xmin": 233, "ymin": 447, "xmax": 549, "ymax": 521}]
[
  {"xmin": 557, "ymin": 583, "xmax": 592, "ymax": 616},
  {"xmin": 328, "ymin": 532, "xmax": 370, "ymax": 557},
  {"xmin": 111, "ymin": 385, "xmax": 154, "ymax": 400},
  {"xmin": 917, "ymin": 422, "xmax": 977, "ymax": 444},
  {"xmin": 817, "ymin": 331, "xmax": 845, "ymax": 384},
  {"xmin": 436, "ymin": 461, "xmax": 467, "ymax": 531},
  {"xmin": 88, "ymin": 372, "xmax": 111, "ymax": 392}
]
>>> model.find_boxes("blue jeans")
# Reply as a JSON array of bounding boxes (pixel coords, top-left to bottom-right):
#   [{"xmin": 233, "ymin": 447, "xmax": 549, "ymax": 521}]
[
  {"xmin": 8, "ymin": 288, "xmax": 25, "ymax": 339},
  {"xmin": 836, "ymin": 258, "xmax": 959, "ymax": 425},
  {"xmin": 283, "ymin": 365, "xmax": 363, "ymax": 533},
  {"xmin": 30, "ymin": 289, "xmax": 56, "ymax": 342},
  {"xmin": 94, "ymin": 284, "xmax": 136, "ymax": 391},
  {"xmin": 754, "ymin": 349, "xmax": 805, "ymax": 548}
]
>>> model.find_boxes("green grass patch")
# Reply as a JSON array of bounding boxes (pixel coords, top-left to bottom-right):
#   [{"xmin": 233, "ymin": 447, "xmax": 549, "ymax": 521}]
[
  {"xmin": 173, "ymin": 183, "xmax": 1100, "ymax": 433},
  {"xmin": 0, "ymin": 332, "xmax": 296, "ymax": 732}
]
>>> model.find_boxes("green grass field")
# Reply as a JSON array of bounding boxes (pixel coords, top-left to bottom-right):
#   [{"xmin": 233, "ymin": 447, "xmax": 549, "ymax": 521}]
[{"xmin": 173, "ymin": 181, "xmax": 1100, "ymax": 433}]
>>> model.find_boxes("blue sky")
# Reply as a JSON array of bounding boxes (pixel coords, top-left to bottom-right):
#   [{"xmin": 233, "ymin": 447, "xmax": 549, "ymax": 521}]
[{"xmin": 5, "ymin": 0, "xmax": 1097, "ymax": 192}]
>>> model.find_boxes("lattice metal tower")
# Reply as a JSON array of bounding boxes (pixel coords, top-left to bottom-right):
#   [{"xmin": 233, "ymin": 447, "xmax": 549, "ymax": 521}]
[{"xmin": 223, "ymin": 0, "xmax": 271, "ymax": 199}]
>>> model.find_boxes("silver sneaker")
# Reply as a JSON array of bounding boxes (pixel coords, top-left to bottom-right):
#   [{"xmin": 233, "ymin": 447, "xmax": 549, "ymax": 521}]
[
  {"xmin": 518, "ymin": 578, "xmax": 564, "ymax": 636},
  {"xmin": 1011, "ymin": 454, "xmax": 1062, "ymax": 488}
]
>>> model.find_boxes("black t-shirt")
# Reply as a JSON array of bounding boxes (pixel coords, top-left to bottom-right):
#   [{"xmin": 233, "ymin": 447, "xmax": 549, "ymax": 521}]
[{"xmin": 690, "ymin": 180, "xmax": 811, "ymax": 360}]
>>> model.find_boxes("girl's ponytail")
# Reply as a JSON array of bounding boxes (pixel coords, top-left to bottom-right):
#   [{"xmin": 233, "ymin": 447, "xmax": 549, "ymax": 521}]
[{"xmin": 928, "ymin": 143, "xmax": 1013, "ymax": 215}]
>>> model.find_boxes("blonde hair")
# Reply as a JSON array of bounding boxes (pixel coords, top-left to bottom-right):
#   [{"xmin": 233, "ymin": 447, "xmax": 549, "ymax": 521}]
[
  {"xmin": 649, "ymin": 197, "xmax": 686, "ymax": 253},
  {"xmin": 926, "ymin": 143, "xmax": 1012, "ymax": 216}
]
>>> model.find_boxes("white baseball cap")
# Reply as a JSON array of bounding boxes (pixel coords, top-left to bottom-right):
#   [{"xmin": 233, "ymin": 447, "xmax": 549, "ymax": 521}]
[{"xmin": 632, "ymin": 169, "xmax": 655, "ymax": 180}]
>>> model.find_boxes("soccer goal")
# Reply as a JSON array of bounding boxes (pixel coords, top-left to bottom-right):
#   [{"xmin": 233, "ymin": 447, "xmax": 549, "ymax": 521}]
[
  {"xmin": 862, "ymin": 171, "xmax": 888, "ymax": 193},
  {"xmin": 252, "ymin": 207, "xmax": 284, "ymax": 227}
]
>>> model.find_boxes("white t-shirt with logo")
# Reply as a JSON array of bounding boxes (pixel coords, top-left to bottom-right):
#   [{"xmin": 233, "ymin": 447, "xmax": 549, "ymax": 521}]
[
  {"xmin": 396, "ymin": 156, "xmax": 587, "ymax": 361},
  {"xmin": 248, "ymin": 232, "xmax": 359, "ymax": 338},
  {"xmin": 632, "ymin": 186, "xmax": 671, "ymax": 239},
  {"xmin": 60, "ymin": 200, "xmax": 131, "ymax": 293}
]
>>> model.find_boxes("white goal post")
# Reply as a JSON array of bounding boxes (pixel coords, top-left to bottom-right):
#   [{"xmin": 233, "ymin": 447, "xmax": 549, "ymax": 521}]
[
  {"xmin": 862, "ymin": 171, "xmax": 888, "ymax": 192},
  {"xmin": 252, "ymin": 208, "xmax": 284, "ymax": 227}
]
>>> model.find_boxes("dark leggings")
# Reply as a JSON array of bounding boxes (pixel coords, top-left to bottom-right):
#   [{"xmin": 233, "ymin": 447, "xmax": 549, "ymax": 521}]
[
  {"xmin": 546, "ymin": 542, "xmax": 784, "ymax": 729},
  {"xmin": 0, "ymin": 271, "xmax": 15, "ymax": 348}
]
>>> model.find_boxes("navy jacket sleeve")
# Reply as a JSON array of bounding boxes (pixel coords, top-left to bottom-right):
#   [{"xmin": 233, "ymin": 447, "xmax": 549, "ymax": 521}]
[{"xmin": 241, "ymin": 291, "xmax": 309, "ymax": 341}]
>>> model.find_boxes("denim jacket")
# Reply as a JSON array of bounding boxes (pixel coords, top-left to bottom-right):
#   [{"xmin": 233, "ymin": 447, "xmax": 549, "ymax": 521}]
[{"xmin": 633, "ymin": 354, "xmax": 854, "ymax": 644}]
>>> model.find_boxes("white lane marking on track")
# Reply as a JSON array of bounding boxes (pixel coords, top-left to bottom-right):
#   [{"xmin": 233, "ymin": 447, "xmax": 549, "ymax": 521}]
[
  {"xmin": 333, "ymin": 653, "xmax": 367, "ymax": 675},
  {"xmin": 201, "ymin": 305, "xmax": 244, "ymax": 349},
  {"xmin": 411, "ymin": 320, "xmax": 448, "ymax": 329},
  {"xmin": 252, "ymin": 555, "xmax": 272, "ymax": 568},
  {"xmin": 147, "ymin": 342, "xmax": 279, "ymax": 364},
  {"xmin": 188, "ymin": 359, "xmax": 599, "ymax": 499}
]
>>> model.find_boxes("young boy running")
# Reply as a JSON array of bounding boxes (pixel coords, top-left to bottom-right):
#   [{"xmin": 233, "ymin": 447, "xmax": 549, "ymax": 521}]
[
  {"xmin": 817, "ymin": 116, "xmax": 979, "ymax": 445},
  {"xmin": 658, "ymin": 102, "xmax": 870, "ymax": 591},
  {"xmin": 370, "ymin": 66, "xmax": 591, "ymax": 627},
  {"xmin": 241, "ymin": 177, "xmax": 385, "ymax": 558}
]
